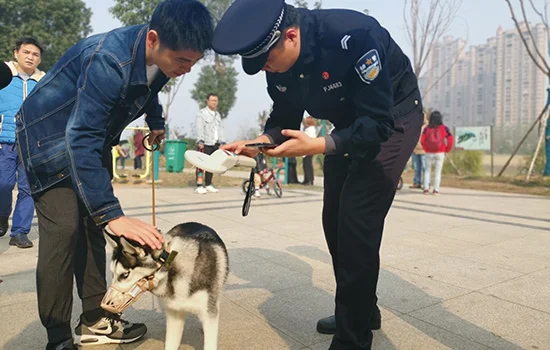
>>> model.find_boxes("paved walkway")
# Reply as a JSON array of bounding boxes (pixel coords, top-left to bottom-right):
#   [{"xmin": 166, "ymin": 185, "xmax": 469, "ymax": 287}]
[{"xmin": 1, "ymin": 184, "xmax": 549, "ymax": 349}]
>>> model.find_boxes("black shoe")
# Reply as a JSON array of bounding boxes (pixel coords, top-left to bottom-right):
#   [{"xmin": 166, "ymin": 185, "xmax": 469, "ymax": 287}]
[
  {"xmin": 0, "ymin": 217, "xmax": 8, "ymax": 237},
  {"xmin": 316, "ymin": 310, "xmax": 382, "ymax": 334},
  {"xmin": 74, "ymin": 314, "xmax": 147, "ymax": 345},
  {"xmin": 9, "ymin": 233, "xmax": 33, "ymax": 248},
  {"xmin": 45, "ymin": 339, "xmax": 76, "ymax": 350}
]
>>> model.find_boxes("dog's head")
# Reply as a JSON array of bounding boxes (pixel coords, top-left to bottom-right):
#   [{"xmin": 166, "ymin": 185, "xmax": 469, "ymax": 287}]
[{"xmin": 104, "ymin": 227, "xmax": 162, "ymax": 293}]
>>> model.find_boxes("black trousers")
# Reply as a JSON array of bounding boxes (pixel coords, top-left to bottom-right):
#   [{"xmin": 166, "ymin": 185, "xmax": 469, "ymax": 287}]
[
  {"xmin": 31, "ymin": 147, "xmax": 115, "ymax": 346},
  {"xmin": 323, "ymin": 107, "xmax": 423, "ymax": 349},
  {"xmin": 196, "ymin": 144, "xmax": 218, "ymax": 186},
  {"xmin": 302, "ymin": 155, "xmax": 314, "ymax": 184}
]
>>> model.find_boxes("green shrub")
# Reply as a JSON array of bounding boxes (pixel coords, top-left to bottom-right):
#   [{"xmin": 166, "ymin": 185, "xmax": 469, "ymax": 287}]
[{"xmin": 442, "ymin": 150, "xmax": 484, "ymax": 176}]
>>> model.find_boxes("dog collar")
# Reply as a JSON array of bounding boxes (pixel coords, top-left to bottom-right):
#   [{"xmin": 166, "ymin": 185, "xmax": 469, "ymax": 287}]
[{"xmin": 157, "ymin": 249, "xmax": 178, "ymax": 267}]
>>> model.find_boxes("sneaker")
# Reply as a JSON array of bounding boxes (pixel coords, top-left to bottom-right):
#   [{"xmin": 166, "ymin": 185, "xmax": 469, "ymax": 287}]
[
  {"xmin": 423, "ymin": 189, "xmax": 430, "ymax": 195},
  {"xmin": 74, "ymin": 315, "xmax": 147, "ymax": 346},
  {"xmin": 433, "ymin": 190, "xmax": 440, "ymax": 196},
  {"xmin": 195, "ymin": 186, "xmax": 207, "ymax": 194},
  {"xmin": 9, "ymin": 233, "xmax": 33, "ymax": 248},
  {"xmin": 205, "ymin": 185, "xmax": 219, "ymax": 193},
  {"xmin": 254, "ymin": 189, "xmax": 261, "ymax": 198},
  {"xmin": 409, "ymin": 184, "xmax": 421, "ymax": 189}
]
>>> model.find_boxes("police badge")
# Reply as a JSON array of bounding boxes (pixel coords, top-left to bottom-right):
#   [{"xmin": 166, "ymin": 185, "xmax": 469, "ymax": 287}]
[{"xmin": 355, "ymin": 49, "xmax": 381, "ymax": 84}]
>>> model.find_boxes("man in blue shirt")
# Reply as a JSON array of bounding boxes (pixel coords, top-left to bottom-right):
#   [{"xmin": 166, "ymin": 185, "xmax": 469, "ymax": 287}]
[
  {"xmin": 16, "ymin": 1, "xmax": 214, "ymax": 348},
  {"xmin": 0, "ymin": 37, "xmax": 45, "ymax": 249}
]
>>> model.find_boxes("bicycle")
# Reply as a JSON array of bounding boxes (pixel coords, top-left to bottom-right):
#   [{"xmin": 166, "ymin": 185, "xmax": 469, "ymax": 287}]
[{"xmin": 242, "ymin": 163, "xmax": 283, "ymax": 198}]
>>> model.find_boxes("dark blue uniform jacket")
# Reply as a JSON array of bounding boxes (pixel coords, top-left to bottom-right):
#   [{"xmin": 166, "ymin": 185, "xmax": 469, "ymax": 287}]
[{"xmin": 263, "ymin": 8, "xmax": 422, "ymax": 158}]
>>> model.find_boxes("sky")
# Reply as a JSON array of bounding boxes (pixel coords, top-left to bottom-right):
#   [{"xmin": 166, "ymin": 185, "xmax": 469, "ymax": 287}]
[{"xmin": 84, "ymin": 0, "xmax": 544, "ymax": 141}]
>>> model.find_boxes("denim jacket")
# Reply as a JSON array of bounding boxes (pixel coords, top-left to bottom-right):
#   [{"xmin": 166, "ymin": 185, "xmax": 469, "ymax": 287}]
[{"xmin": 16, "ymin": 25, "xmax": 169, "ymax": 225}]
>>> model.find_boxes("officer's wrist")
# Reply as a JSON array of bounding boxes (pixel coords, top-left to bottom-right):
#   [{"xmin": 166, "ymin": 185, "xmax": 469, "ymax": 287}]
[{"xmin": 312, "ymin": 137, "xmax": 326, "ymax": 155}]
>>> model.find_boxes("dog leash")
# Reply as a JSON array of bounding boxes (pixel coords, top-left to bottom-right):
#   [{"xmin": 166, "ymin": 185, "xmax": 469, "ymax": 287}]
[{"xmin": 142, "ymin": 133, "xmax": 161, "ymax": 226}]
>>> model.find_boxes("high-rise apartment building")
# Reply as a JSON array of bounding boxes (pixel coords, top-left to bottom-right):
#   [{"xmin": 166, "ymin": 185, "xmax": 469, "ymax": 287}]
[{"xmin": 422, "ymin": 22, "xmax": 547, "ymax": 127}]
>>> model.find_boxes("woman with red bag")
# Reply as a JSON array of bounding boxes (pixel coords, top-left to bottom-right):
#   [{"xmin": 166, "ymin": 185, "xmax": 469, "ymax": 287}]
[{"xmin": 421, "ymin": 111, "xmax": 454, "ymax": 195}]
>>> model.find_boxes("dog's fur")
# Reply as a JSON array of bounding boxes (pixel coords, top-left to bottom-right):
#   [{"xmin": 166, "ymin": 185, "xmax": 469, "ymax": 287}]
[{"xmin": 105, "ymin": 222, "xmax": 229, "ymax": 350}]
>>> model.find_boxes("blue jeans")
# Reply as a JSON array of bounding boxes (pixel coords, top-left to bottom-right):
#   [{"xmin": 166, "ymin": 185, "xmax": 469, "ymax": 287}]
[
  {"xmin": 411, "ymin": 154, "xmax": 426, "ymax": 185},
  {"xmin": 0, "ymin": 143, "xmax": 34, "ymax": 236}
]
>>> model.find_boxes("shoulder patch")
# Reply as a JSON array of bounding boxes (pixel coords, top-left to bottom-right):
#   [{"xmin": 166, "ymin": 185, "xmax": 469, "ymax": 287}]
[{"xmin": 355, "ymin": 49, "xmax": 381, "ymax": 84}]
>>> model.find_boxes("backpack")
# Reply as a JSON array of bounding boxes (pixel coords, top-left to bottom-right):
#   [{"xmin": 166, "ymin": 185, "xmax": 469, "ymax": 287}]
[{"xmin": 424, "ymin": 127, "xmax": 444, "ymax": 152}]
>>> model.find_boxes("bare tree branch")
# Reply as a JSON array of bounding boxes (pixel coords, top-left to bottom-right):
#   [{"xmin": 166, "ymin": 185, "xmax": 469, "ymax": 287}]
[
  {"xmin": 404, "ymin": 0, "xmax": 463, "ymax": 78},
  {"xmin": 162, "ymin": 77, "xmax": 186, "ymax": 122},
  {"xmin": 505, "ymin": 0, "xmax": 549, "ymax": 75},
  {"xmin": 422, "ymin": 19, "xmax": 469, "ymax": 96},
  {"xmin": 528, "ymin": 0, "xmax": 550, "ymax": 61},
  {"xmin": 519, "ymin": 0, "xmax": 550, "ymax": 71}
]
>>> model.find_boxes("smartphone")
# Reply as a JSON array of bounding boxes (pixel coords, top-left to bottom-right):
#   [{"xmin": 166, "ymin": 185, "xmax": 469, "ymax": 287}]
[{"xmin": 245, "ymin": 142, "xmax": 279, "ymax": 149}]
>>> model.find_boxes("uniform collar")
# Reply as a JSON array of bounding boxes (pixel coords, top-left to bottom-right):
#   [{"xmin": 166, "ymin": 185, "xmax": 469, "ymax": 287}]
[{"xmin": 291, "ymin": 8, "xmax": 317, "ymax": 75}]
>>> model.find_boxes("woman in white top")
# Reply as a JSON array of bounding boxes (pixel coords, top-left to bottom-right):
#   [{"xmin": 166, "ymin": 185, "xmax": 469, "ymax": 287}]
[{"xmin": 302, "ymin": 116, "xmax": 318, "ymax": 185}]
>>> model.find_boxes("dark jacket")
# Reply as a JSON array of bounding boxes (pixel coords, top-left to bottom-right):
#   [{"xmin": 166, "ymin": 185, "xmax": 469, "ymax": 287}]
[{"xmin": 263, "ymin": 8, "xmax": 422, "ymax": 158}]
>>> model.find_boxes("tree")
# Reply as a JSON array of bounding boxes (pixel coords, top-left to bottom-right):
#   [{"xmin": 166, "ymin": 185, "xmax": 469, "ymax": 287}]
[
  {"xmin": 294, "ymin": 0, "xmax": 323, "ymax": 9},
  {"xmin": 190, "ymin": 0, "xmax": 238, "ymax": 120},
  {"xmin": 190, "ymin": 61, "xmax": 238, "ymax": 119},
  {"xmin": 502, "ymin": 0, "xmax": 550, "ymax": 179},
  {"xmin": 0, "ymin": 0, "xmax": 92, "ymax": 71},
  {"xmin": 403, "ymin": 0, "xmax": 465, "ymax": 95}
]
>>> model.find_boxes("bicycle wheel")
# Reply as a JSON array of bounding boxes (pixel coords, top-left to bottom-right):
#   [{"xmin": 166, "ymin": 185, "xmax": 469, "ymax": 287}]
[
  {"xmin": 273, "ymin": 181, "xmax": 283, "ymax": 198},
  {"xmin": 396, "ymin": 177, "xmax": 404, "ymax": 190},
  {"xmin": 242, "ymin": 180, "xmax": 251, "ymax": 194}
]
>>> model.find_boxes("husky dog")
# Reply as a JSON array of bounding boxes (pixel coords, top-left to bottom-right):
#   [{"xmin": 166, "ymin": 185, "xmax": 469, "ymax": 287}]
[{"xmin": 104, "ymin": 222, "xmax": 229, "ymax": 350}]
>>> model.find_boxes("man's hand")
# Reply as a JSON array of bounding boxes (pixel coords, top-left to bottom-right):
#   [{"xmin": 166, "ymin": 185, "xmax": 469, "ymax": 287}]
[
  {"xmin": 108, "ymin": 216, "xmax": 164, "ymax": 249},
  {"xmin": 197, "ymin": 142, "xmax": 204, "ymax": 150},
  {"xmin": 148, "ymin": 129, "xmax": 165, "ymax": 149},
  {"xmin": 221, "ymin": 134, "xmax": 272, "ymax": 157},
  {"xmin": 263, "ymin": 130, "xmax": 326, "ymax": 157}
]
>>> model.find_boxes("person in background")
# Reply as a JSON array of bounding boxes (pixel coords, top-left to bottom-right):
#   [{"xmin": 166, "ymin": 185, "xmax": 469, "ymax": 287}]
[
  {"xmin": 195, "ymin": 93, "xmax": 224, "ymax": 194},
  {"xmin": 409, "ymin": 112, "xmax": 428, "ymax": 189},
  {"xmin": 133, "ymin": 129, "xmax": 145, "ymax": 170},
  {"xmin": 421, "ymin": 110, "xmax": 454, "ymax": 195},
  {"xmin": 302, "ymin": 116, "xmax": 317, "ymax": 185},
  {"xmin": 0, "ymin": 37, "xmax": 45, "ymax": 248}
]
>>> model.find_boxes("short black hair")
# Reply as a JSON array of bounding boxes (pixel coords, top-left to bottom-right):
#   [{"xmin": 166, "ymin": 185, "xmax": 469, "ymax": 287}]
[
  {"xmin": 206, "ymin": 93, "xmax": 218, "ymax": 100},
  {"xmin": 428, "ymin": 111, "xmax": 443, "ymax": 127},
  {"xmin": 281, "ymin": 5, "xmax": 301, "ymax": 30},
  {"xmin": 150, "ymin": 0, "xmax": 214, "ymax": 52},
  {"xmin": 14, "ymin": 37, "xmax": 43, "ymax": 54}
]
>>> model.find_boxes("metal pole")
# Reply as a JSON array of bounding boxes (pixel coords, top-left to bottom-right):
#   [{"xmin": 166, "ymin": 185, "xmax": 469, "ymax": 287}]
[{"xmin": 491, "ymin": 125, "xmax": 494, "ymax": 177}]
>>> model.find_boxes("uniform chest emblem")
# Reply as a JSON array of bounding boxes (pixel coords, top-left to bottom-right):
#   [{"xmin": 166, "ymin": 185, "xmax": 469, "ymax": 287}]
[
  {"xmin": 276, "ymin": 85, "xmax": 287, "ymax": 92},
  {"xmin": 355, "ymin": 49, "xmax": 381, "ymax": 84},
  {"xmin": 323, "ymin": 81, "xmax": 343, "ymax": 92}
]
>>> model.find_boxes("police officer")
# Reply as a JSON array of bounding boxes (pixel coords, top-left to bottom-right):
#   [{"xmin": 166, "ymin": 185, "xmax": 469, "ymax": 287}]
[{"xmin": 213, "ymin": 1, "xmax": 423, "ymax": 348}]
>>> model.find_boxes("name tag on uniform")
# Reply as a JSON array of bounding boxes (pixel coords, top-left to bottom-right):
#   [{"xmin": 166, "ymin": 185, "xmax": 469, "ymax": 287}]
[
  {"xmin": 355, "ymin": 49, "xmax": 381, "ymax": 84},
  {"xmin": 323, "ymin": 81, "xmax": 343, "ymax": 92}
]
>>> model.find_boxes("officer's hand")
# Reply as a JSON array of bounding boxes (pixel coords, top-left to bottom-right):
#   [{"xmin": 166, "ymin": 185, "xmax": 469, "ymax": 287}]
[
  {"xmin": 197, "ymin": 143, "xmax": 204, "ymax": 150},
  {"xmin": 263, "ymin": 130, "xmax": 326, "ymax": 157},
  {"xmin": 148, "ymin": 129, "xmax": 165, "ymax": 148},
  {"xmin": 108, "ymin": 216, "xmax": 164, "ymax": 250},
  {"xmin": 221, "ymin": 139, "xmax": 262, "ymax": 158}
]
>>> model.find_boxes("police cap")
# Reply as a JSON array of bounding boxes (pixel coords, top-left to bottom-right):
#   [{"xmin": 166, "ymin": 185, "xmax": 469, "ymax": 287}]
[{"xmin": 212, "ymin": 0, "xmax": 287, "ymax": 75}]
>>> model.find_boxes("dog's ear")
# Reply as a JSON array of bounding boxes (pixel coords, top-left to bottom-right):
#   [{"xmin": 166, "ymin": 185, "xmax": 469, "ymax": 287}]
[
  {"xmin": 104, "ymin": 226, "xmax": 120, "ymax": 249},
  {"xmin": 119, "ymin": 235, "xmax": 147, "ymax": 259}
]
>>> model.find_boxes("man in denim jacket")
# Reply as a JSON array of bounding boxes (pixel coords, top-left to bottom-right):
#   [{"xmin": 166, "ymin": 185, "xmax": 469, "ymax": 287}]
[{"xmin": 16, "ymin": 1, "xmax": 213, "ymax": 348}]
